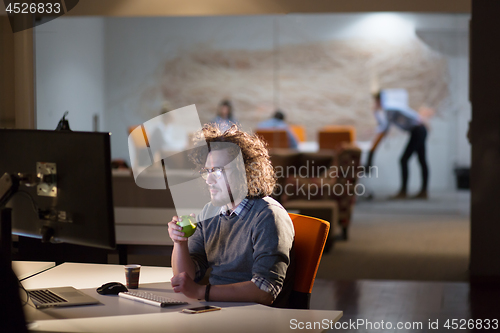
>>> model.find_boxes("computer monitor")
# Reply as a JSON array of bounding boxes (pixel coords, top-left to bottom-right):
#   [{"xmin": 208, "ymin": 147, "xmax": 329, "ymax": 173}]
[{"xmin": 0, "ymin": 129, "xmax": 116, "ymax": 254}]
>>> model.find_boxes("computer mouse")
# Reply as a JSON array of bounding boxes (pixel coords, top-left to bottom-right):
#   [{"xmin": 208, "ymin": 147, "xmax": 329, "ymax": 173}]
[{"xmin": 96, "ymin": 282, "xmax": 128, "ymax": 295}]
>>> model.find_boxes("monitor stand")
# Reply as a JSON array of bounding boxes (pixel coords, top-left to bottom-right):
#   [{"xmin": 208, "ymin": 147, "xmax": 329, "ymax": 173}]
[
  {"xmin": 0, "ymin": 173, "xmax": 19, "ymax": 264},
  {"xmin": 0, "ymin": 173, "xmax": 54, "ymax": 266}
]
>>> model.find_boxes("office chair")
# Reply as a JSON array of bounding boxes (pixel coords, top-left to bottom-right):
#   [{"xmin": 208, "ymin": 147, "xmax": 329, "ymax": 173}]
[
  {"xmin": 255, "ymin": 129, "xmax": 290, "ymax": 148},
  {"xmin": 128, "ymin": 125, "xmax": 149, "ymax": 148},
  {"xmin": 288, "ymin": 213, "xmax": 330, "ymax": 309},
  {"xmin": 289, "ymin": 124, "xmax": 306, "ymax": 142},
  {"xmin": 280, "ymin": 143, "xmax": 361, "ymax": 241},
  {"xmin": 318, "ymin": 125, "xmax": 356, "ymax": 150}
]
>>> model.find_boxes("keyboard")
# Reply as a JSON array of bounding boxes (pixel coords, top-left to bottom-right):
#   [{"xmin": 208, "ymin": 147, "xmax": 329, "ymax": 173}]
[
  {"xmin": 29, "ymin": 289, "xmax": 68, "ymax": 305},
  {"xmin": 118, "ymin": 291, "xmax": 188, "ymax": 307}
]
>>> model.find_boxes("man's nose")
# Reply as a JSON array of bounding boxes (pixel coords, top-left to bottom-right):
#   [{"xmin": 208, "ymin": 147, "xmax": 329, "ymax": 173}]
[{"xmin": 205, "ymin": 172, "xmax": 216, "ymax": 185}]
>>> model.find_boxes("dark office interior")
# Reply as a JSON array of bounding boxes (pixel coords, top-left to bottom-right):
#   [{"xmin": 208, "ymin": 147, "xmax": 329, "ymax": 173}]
[{"xmin": 1, "ymin": 1, "xmax": 500, "ymax": 332}]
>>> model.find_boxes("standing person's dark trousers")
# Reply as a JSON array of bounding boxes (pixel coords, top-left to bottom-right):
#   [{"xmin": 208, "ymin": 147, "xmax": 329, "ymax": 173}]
[{"xmin": 400, "ymin": 124, "xmax": 428, "ymax": 197}]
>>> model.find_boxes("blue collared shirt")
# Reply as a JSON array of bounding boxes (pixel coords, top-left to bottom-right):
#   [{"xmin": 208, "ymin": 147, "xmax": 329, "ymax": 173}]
[{"xmin": 219, "ymin": 198, "xmax": 253, "ymax": 218}]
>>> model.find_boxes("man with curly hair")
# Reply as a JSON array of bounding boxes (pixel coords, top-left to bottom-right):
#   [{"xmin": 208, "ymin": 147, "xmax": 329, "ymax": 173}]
[{"xmin": 168, "ymin": 124, "xmax": 295, "ymax": 307}]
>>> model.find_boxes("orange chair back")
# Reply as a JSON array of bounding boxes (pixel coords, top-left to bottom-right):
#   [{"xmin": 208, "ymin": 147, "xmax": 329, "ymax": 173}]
[
  {"xmin": 128, "ymin": 125, "xmax": 149, "ymax": 148},
  {"xmin": 318, "ymin": 125, "xmax": 356, "ymax": 150},
  {"xmin": 288, "ymin": 213, "xmax": 330, "ymax": 294},
  {"xmin": 289, "ymin": 125, "xmax": 306, "ymax": 142},
  {"xmin": 255, "ymin": 129, "xmax": 290, "ymax": 148}
]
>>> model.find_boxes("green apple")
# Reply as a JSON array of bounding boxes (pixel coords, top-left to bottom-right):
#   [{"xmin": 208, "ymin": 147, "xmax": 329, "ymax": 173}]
[{"xmin": 176, "ymin": 215, "xmax": 197, "ymax": 238}]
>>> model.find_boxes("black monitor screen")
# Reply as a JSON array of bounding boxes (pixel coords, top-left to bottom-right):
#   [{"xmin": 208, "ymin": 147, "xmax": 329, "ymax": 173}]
[{"xmin": 0, "ymin": 129, "xmax": 115, "ymax": 250}]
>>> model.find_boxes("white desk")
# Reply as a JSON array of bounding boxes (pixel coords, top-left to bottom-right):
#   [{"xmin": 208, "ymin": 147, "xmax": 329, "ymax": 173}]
[
  {"xmin": 12, "ymin": 261, "xmax": 55, "ymax": 281},
  {"xmin": 21, "ymin": 263, "xmax": 171, "ymax": 290},
  {"xmin": 297, "ymin": 141, "xmax": 319, "ymax": 152},
  {"xmin": 22, "ymin": 263, "xmax": 342, "ymax": 333}
]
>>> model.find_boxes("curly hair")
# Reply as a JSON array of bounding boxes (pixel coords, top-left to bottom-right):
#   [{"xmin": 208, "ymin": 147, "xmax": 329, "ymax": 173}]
[{"xmin": 190, "ymin": 123, "xmax": 276, "ymax": 198}]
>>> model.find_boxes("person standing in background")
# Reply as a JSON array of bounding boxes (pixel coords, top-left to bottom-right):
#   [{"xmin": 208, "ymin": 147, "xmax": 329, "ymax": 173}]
[{"xmin": 367, "ymin": 89, "xmax": 429, "ymax": 200}]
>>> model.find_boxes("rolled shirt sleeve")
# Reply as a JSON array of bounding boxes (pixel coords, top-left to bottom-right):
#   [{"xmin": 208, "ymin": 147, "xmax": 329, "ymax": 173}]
[{"xmin": 251, "ymin": 276, "xmax": 280, "ymax": 300}]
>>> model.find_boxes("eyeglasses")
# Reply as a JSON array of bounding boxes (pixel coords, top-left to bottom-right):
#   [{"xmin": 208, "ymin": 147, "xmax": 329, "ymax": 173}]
[{"xmin": 199, "ymin": 167, "xmax": 225, "ymax": 180}]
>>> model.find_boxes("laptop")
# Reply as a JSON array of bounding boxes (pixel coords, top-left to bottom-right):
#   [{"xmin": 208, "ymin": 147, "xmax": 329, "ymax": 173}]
[{"xmin": 27, "ymin": 286, "xmax": 100, "ymax": 309}]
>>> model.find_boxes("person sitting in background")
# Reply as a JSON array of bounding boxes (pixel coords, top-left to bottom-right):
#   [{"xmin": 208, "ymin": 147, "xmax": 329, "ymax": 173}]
[
  {"xmin": 129, "ymin": 101, "xmax": 188, "ymax": 171},
  {"xmin": 212, "ymin": 99, "xmax": 237, "ymax": 132},
  {"xmin": 256, "ymin": 110, "xmax": 299, "ymax": 149},
  {"xmin": 156, "ymin": 101, "xmax": 188, "ymax": 152}
]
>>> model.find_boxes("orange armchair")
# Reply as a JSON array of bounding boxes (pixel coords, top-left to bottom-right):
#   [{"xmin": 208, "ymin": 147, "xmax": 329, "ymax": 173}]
[
  {"xmin": 255, "ymin": 129, "xmax": 290, "ymax": 148},
  {"xmin": 289, "ymin": 125, "xmax": 306, "ymax": 142},
  {"xmin": 318, "ymin": 125, "xmax": 356, "ymax": 150}
]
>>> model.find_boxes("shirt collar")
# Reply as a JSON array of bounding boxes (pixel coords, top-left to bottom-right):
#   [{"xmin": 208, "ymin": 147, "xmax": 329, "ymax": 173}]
[{"xmin": 220, "ymin": 198, "xmax": 253, "ymax": 218}]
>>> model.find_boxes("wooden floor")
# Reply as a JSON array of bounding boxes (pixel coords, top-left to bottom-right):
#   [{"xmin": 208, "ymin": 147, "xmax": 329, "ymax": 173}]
[
  {"xmin": 310, "ymin": 279, "xmax": 500, "ymax": 332},
  {"xmin": 308, "ymin": 192, "xmax": 500, "ymax": 332},
  {"xmin": 316, "ymin": 191, "xmax": 470, "ymax": 282}
]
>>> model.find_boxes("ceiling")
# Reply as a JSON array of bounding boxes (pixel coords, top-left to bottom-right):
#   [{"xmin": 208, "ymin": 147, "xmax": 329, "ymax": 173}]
[{"xmin": 60, "ymin": 0, "xmax": 470, "ymax": 16}]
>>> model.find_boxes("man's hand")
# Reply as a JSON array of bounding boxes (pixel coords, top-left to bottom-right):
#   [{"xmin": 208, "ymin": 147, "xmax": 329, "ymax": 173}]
[
  {"xmin": 168, "ymin": 216, "xmax": 188, "ymax": 244},
  {"xmin": 365, "ymin": 150, "xmax": 374, "ymax": 171},
  {"xmin": 366, "ymin": 131, "xmax": 386, "ymax": 172},
  {"xmin": 170, "ymin": 272, "xmax": 205, "ymax": 299},
  {"xmin": 170, "ymin": 214, "xmax": 197, "ymax": 278}
]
